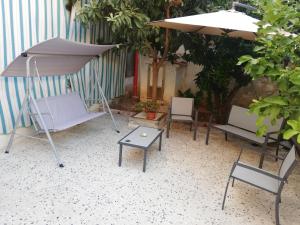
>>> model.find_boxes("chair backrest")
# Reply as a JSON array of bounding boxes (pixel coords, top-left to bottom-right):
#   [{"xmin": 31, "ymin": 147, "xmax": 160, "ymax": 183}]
[
  {"xmin": 171, "ymin": 97, "xmax": 194, "ymax": 116},
  {"xmin": 279, "ymin": 146, "xmax": 297, "ymax": 179},
  {"xmin": 30, "ymin": 92, "xmax": 87, "ymax": 130},
  {"xmin": 228, "ymin": 105, "xmax": 283, "ymax": 137}
]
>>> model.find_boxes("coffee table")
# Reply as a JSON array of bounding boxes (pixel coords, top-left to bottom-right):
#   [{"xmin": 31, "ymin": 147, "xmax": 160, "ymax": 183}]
[{"xmin": 118, "ymin": 126, "xmax": 164, "ymax": 172}]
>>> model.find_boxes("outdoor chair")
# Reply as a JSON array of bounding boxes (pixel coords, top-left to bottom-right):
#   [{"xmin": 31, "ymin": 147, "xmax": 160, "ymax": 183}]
[
  {"xmin": 166, "ymin": 97, "xmax": 198, "ymax": 140},
  {"xmin": 206, "ymin": 105, "xmax": 283, "ymax": 168},
  {"xmin": 222, "ymin": 146, "xmax": 297, "ymax": 225}
]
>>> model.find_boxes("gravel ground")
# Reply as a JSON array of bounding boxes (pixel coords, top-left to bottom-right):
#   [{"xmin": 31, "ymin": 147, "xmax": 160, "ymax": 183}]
[{"xmin": 0, "ymin": 114, "xmax": 299, "ymax": 225}]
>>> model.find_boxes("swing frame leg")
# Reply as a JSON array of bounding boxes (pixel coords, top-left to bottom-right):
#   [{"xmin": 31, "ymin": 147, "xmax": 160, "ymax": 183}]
[
  {"xmin": 5, "ymin": 96, "xmax": 28, "ymax": 154},
  {"xmin": 30, "ymin": 93, "xmax": 64, "ymax": 167},
  {"xmin": 93, "ymin": 61, "xmax": 119, "ymax": 133},
  {"xmin": 98, "ymin": 86, "xmax": 119, "ymax": 133}
]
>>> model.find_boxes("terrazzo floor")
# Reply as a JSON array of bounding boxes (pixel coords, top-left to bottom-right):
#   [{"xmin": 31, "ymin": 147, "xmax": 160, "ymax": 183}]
[{"xmin": 0, "ymin": 114, "xmax": 299, "ymax": 225}]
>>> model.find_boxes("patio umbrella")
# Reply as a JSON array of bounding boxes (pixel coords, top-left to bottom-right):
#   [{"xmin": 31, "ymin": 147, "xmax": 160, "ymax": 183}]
[{"xmin": 150, "ymin": 10, "xmax": 259, "ymax": 41}]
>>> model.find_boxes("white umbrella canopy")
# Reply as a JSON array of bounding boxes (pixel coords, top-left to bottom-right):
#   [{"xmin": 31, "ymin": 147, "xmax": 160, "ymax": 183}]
[
  {"xmin": 1, "ymin": 38, "xmax": 116, "ymax": 77},
  {"xmin": 150, "ymin": 10, "xmax": 259, "ymax": 41}
]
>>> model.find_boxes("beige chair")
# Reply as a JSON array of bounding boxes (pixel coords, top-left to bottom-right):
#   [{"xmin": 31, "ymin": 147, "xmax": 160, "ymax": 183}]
[
  {"xmin": 206, "ymin": 105, "xmax": 283, "ymax": 168},
  {"xmin": 166, "ymin": 97, "xmax": 198, "ymax": 140},
  {"xmin": 222, "ymin": 146, "xmax": 297, "ymax": 225}
]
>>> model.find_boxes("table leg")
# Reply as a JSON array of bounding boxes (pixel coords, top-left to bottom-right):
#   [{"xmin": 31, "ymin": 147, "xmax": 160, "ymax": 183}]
[
  {"xmin": 159, "ymin": 134, "xmax": 162, "ymax": 151},
  {"xmin": 143, "ymin": 149, "xmax": 147, "ymax": 172},
  {"xmin": 118, "ymin": 144, "xmax": 123, "ymax": 167}
]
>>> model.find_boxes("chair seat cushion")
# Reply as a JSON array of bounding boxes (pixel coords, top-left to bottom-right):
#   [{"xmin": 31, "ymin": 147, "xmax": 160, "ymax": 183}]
[
  {"xmin": 172, "ymin": 115, "xmax": 193, "ymax": 121},
  {"xmin": 31, "ymin": 92, "xmax": 106, "ymax": 131},
  {"xmin": 52, "ymin": 112, "xmax": 106, "ymax": 131},
  {"xmin": 232, "ymin": 162, "xmax": 280, "ymax": 193},
  {"xmin": 213, "ymin": 125, "xmax": 276, "ymax": 144}
]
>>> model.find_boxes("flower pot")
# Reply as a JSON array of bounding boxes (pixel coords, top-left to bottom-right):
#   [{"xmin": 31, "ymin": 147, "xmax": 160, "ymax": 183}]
[{"xmin": 146, "ymin": 112, "xmax": 156, "ymax": 120}]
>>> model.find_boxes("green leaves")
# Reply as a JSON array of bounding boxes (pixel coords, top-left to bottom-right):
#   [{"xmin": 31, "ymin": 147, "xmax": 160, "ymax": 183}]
[
  {"xmin": 239, "ymin": 0, "xmax": 300, "ymax": 143},
  {"xmin": 237, "ymin": 55, "xmax": 253, "ymax": 65},
  {"xmin": 283, "ymin": 129, "xmax": 299, "ymax": 140},
  {"xmin": 263, "ymin": 96, "xmax": 288, "ymax": 106}
]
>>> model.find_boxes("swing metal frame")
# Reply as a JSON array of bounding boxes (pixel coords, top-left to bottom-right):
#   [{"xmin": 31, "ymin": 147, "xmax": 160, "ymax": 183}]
[{"xmin": 5, "ymin": 53, "xmax": 119, "ymax": 167}]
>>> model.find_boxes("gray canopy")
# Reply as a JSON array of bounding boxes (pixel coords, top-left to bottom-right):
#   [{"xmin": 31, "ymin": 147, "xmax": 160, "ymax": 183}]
[{"xmin": 1, "ymin": 38, "xmax": 116, "ymax": 76}]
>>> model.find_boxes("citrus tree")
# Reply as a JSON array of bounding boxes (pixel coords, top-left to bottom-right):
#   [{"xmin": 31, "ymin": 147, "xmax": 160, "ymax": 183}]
[
  {"xmin": 238, "ymin": 0, "xmax": 300, "ymax": 142},
  {"xmin": 180, "ymin": 33, "xmax": 254, "ymax": 123},
  {"xmin": 73, "ymin": 0, "xmax": 205, "ymax": 100},
  {"xmin": 171, "ymin": 0, "xmax": 257, "ymax": 123}
]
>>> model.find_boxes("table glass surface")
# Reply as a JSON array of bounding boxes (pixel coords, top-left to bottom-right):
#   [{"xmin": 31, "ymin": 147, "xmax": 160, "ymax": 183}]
[{"xmin": 119, "ymin": 126, "xmax": 162, "ymax": 148}]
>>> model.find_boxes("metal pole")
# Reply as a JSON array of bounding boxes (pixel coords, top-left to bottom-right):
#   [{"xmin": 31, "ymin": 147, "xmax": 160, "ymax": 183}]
[
  {"xmin": 30, "ymin": 92, "xmax": 64, "ymax": 167},
  {"xmin": 232, "ymin": 1, "xmax": 257, "ymax": 11},
  {"xmin": 93, "ymin": 59, "xmax": 106, "ymax": 112},
  {"xmin": 93, "ymin": 60, "xmax": 119, "ymax": 132},
  {"xmin": 4, "ymin": 56, "xmax": 34, "ymax": 153},
  {"xmin": 97, "ymin": 80, "xmax": 119, "ymax": 133},
  {"xmin": 5, "ymin": 96, "xmax": 28, "ymax": 153}
]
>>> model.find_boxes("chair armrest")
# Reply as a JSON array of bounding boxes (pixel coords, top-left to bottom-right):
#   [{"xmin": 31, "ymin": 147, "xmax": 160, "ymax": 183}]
[
  {"xmin": 263, "ymin": 130, "xmax": 281, "ymax": 145},
  {"xmin": 235, "ymin": 162, "xmax": 284, "ymax": 181}
]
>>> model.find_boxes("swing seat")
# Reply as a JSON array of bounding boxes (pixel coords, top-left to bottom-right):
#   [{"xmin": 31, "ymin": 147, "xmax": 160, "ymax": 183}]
[{"xmin": 30, "ymin": 92, "xmax": 106, "ymax": 132}]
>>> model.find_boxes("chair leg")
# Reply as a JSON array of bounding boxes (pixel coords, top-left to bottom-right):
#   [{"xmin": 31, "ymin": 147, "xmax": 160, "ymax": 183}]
[
  {"xmin": 275, "ymin": 144, "xmax": 280, "ymax": 162},
  {"xmin": 259, "ymin": 153, "xmax": 265, "ymax": 168},
  {"xmin": 166, "ymin": 120, "xmax": 171, "ymax": 138},
  {"xmin": 205, "ymin": 125, "xmax": 211, "ymax": 145},
  {"xmin": 225, "ymin": 132, "xmax": 228, "ymax": 141},
  {"xmin": 222, "ymin": 177, "xmax": 231, "ymax": 210},
  {"xmin": 193, "ymin": 121, "xmax": 197, "ymax": 141},
  {"xmin": 232, "ymin": 178, "xmax": 235, "ymax": 187},
  {"xmin": 275, "ymin": 195, "xmax": 280, "ymax": 225},
  {"xmin": 259, "ymin": 144, "xmax": 267, "ymax": 168}
]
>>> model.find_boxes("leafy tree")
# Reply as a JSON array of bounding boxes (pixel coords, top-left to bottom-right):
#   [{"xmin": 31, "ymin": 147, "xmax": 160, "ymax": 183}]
[
  {"xmin": 74, "ymin": 0, "xmax": 205, "ymax": 100},
  {"xmin": 169, "ymin": 0, "xmax": 257, "ymax": 123},
  {"xmin": 180, "ymin": 34, "xmax": 254, "ymax": 123},
  {"xmin": 238, "ymin": 0, "xmax": 300, "ymax": 142}
]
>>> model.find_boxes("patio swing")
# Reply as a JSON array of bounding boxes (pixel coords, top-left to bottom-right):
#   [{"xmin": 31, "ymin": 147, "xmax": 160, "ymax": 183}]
[{"xmin": 1, "ymin": 38, "xmax": 119, "ymax": 167}]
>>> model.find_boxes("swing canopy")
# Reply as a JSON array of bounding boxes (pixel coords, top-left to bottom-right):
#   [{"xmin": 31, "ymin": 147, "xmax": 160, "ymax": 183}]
[
  {"xmin": 1, "ymin": 37, "xmax": 116, "ymax": 76},
  {"xmin": 2, "ymin": 38, "xmax": 119, "ymax": 167}
]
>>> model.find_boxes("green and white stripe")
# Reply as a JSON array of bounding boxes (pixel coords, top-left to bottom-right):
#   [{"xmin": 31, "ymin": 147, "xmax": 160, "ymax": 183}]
[{"xmin": 0, "ymin": 0, "xmax": 127, "ymax": 134}]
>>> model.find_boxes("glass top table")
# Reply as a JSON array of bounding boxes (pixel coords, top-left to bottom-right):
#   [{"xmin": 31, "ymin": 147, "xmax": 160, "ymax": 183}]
[{"xmin": 118, "ymin": 126, "xmax": 164, "ymax": 172}]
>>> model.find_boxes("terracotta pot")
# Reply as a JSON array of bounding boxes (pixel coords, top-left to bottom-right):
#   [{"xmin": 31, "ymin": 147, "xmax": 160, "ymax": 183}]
[{"xmin": 146, "ymin": 112, "xmax": 156, "ymax": 120}]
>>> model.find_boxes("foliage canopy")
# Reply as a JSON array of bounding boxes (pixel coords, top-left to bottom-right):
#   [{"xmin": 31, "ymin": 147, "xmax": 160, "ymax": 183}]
[
  {"xmin": 238, "ymin": 0, "xmax": 300, "ymax": 142},
  {"xmin": 75, "ymin": 0, "xmax": 208, "ymax": 99}
]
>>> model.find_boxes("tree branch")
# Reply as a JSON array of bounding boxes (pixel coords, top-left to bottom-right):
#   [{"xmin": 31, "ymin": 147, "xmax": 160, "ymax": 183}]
[{"xmin": 158, "ymin": 3, "xmax": 172, "ymax": 68}]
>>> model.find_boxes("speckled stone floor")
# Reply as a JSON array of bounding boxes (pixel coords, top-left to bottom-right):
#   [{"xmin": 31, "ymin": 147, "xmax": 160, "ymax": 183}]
[{"xmin": 0, "ymin": 114, "xmax": 299, "ymax": 225}]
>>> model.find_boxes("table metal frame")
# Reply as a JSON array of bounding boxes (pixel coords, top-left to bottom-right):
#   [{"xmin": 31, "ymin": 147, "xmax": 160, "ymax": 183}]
[{"xmin": 118, "ymin": 126, "xmax": 163, "ymax": 172}]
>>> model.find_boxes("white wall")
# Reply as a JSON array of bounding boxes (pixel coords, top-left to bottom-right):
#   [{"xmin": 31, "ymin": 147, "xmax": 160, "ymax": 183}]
[{"xmin": 138, "ymin": 55, "xmax": 202, "ymax": 103}]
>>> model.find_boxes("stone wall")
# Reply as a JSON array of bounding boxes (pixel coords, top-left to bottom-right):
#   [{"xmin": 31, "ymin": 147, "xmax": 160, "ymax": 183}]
[{"xmin": 232, "ymin": 77, "xmax": 277, "ymax": 108}]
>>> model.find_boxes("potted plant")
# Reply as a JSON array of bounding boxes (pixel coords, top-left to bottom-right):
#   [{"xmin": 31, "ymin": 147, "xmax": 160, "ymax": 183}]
[{"xmin": 135, "ymin": 101, "xmax": 160, "ymax": 120}]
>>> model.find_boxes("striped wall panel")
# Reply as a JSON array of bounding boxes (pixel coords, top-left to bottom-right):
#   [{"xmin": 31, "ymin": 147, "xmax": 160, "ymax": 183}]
[
  {"xmin": 68, "ymin": 3, "xmax": 127, "ymax": 106},
  {"xmin": 0, "ymin": 0, "xmax": 127, "ymax": 134}
]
